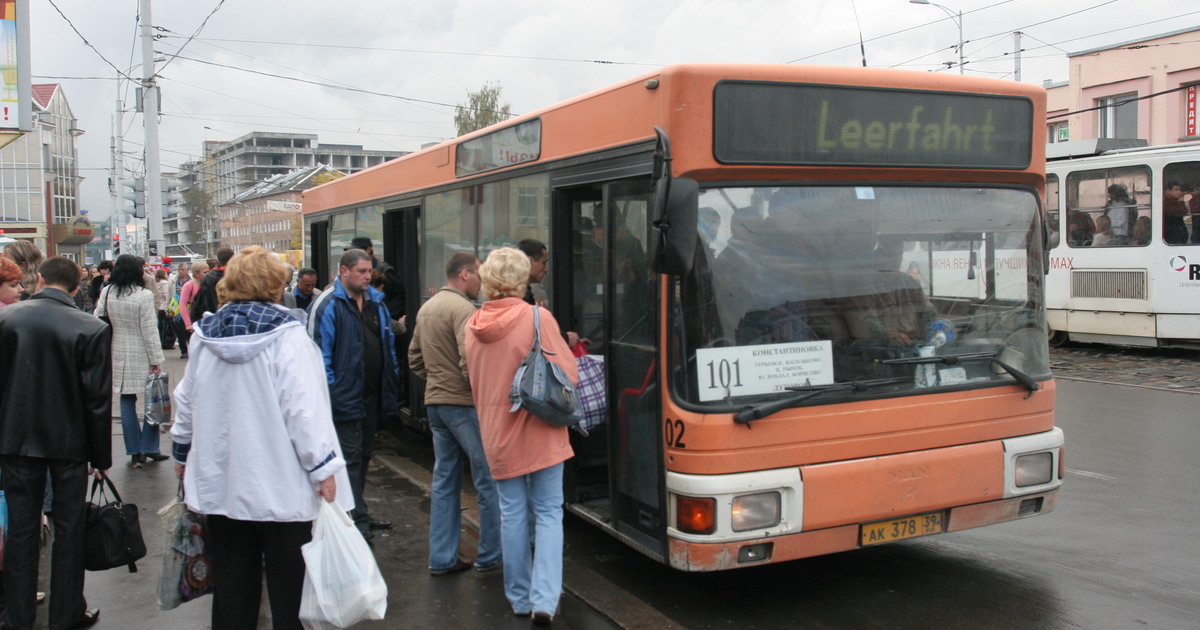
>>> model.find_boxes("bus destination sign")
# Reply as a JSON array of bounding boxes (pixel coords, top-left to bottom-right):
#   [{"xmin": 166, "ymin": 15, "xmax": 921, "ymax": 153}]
[{"xmin": 714, "ymin": 81, "xmax": 1033, "ymax": 169}]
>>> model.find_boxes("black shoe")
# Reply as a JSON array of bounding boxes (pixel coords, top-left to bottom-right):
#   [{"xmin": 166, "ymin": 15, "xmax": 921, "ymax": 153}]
[
  {"xmin": 361, "ymin": 529, "xmax": 375, "ymax": 542},
  {"xmin": 67, "ymin": 608, "xmax": 100, "ymax": 629},
  {"xmin": 368, "ymin": 518, "xmax": 392, "ymax": 530},
  {"xmin": 131, "ymin": 454, "xmax": 144, "ymax": 468},
  {"xmin": 145, "ymin": 453, "xmax": 170, "ymax": 462},
  {"xmin": 429, "ymin": 560, "xmax": 471, "ymax": 577},
  {"xmin": 474, "ymin": 559, "xmax": 501, "ymax": 572},
  {"xmin": 532, "ymin": 611, "xmax": 553, "ymax": 626}
]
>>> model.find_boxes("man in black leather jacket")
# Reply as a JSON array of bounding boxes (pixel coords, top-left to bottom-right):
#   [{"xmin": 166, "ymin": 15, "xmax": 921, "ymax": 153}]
[{"xmin": 0, "ymin": 256, "xmax": 111, "ymax": 630}]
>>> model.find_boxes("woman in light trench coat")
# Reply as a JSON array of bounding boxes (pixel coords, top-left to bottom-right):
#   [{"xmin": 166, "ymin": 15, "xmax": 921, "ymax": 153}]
[{"xmin": 96, "ymin": 254, "xmax": 165, "ymax": 467}]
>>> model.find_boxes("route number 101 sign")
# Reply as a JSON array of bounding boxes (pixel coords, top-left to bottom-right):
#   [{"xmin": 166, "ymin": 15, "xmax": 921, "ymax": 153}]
[{"xmin": 695, "ymin": 340, "xmax": 834, "ymax": 402}]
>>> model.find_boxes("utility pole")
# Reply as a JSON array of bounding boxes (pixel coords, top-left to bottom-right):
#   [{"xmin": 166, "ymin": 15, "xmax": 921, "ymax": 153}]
[
  {"xmin": 140, "ymin": 0, "xmax": 163, "ymax": 257},
  {"xmin": 110, "ymin": 91, "xmax": 123, "ymax": 258},
  {"xmin": 1013, "ymin": 31, "xmax": 1023, "ymax": 82}
]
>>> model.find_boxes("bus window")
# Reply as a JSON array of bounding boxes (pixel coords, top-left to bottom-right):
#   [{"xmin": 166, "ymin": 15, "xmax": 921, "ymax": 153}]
[
  {"xmin": 1046, "ymin": 174, "xmax": 1060, "ymax": 249},
  {"xmin": 679, "ymin": 185, "xmax": 1046, "ymax": 404},
  {"xmin": 1065, "ymin": 166, "xmax": 1151, "ymax": 248},
  {"xmin": 1163, "ymin": 161, "xmax": 1200, "ymax": 245},
  {"xmin": 423, "ymin": 189, "xmax": 477, "ymax": 300}
]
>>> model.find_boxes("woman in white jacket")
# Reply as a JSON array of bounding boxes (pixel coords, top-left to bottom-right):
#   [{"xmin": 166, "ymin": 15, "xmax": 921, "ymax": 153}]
[
  {"xmin": 95, "ymin": 254, "xmax": 164, "ymax": 467},
  {"xmin": 171, "ymin": 246, "xmax": 352, "ymax": 630}
]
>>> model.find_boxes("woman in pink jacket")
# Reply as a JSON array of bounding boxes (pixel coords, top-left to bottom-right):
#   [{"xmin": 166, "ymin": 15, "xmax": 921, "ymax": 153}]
[
  {"xmin": 176, "ymin": 260, "xmax": 208, "ymax": 358},
  {"xmin": 465, "ymin": 247, "xmax": 577, "ymax": 626}
]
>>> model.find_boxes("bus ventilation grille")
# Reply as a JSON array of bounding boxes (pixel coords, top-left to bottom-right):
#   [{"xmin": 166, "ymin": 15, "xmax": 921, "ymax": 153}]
[{"xmin": 1070, "ymin": 270, "xmax": 1146, "ymax": 300}]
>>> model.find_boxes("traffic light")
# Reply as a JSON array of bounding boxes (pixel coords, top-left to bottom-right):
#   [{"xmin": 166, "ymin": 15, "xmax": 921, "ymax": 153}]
[
  {"xmin": 120, "ymin": 178, "xmax": 146, "ymax": 219},
  {"xmin": 113, "ymin": 233, "xmax": 120, "ymax": 255},
  {"xmin": 161, "ymin": 178, "xmax": 183, "ymax": 216}
]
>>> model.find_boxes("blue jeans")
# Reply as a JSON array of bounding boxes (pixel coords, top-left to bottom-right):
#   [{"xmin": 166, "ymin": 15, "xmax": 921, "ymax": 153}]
[
  {"xmin": 496, "ymin": 462, "xmax": 564, "ymax": 616},
  {"xmin": 120, "ymin": 393, "xmax": 161, "ymax": 456},
  {"xmin": 427, "ymin": 405, "xmax": 501, "ymax": 572}
]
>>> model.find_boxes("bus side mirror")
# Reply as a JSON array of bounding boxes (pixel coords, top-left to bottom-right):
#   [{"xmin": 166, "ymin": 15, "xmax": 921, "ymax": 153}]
[{"xmin": 651, "ymin": 176, "xmax": 699, "ymax": 276}]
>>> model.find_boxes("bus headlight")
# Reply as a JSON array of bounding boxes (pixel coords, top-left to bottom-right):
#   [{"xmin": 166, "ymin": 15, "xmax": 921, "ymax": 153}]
[
  {"xmin": 731, "ymin": 492, "xmax": 781, "ymax": 532},
  {"xmin": 676, "ymin": 496, "xmax": 716, "ymax": 535},
  {"xmin": 1015, "ymin": 452, "xmax": 1053, "ymax": 487}
]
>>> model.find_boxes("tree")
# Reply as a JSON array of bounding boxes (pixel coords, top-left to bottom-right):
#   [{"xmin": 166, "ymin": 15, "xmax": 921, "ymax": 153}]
[
  {"xmin": 454, "ymin": 81, "xmax": 513, "ymax": 136},
  {"xmin": 183, "ymin": 186, "xmax": 217, "ymax": 257}
]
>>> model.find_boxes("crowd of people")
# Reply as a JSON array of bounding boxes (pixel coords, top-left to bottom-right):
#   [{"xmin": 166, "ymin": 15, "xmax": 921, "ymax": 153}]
[{"xmin": 0, "ymin": 236, "xmax": 579, "ymax": 628}]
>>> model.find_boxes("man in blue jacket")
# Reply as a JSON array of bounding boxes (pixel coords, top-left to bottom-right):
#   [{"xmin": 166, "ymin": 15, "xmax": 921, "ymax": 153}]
[{"xmin": 307, "ymin": 248, "xmax": 399, "ymax": 539}]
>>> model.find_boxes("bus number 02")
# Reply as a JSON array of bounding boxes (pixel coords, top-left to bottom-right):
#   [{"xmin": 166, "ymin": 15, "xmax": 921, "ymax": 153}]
[
  {"xmin": 665, "ymin": 419, "xmax": 687, "ymax": 448},
  {"xmin": 705, "ymin": 359, "xmax": 743, "ymax": 390}
]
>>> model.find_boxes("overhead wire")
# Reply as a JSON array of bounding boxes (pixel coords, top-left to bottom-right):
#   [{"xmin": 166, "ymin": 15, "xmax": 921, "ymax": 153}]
[
  {"xmin": 176, "ymin": 37, "xmax": 451, "ymax": 136},
  {"xmin": 166, "ymin": 35, "xmax": 662, "ymax": 68},
  {"xmin": 45, "ymin": 0, "xmax": 136, "ymax": 81},
  {"xmin": 156, "ymin": 0, "xmax": 228, "ymax": 74}
]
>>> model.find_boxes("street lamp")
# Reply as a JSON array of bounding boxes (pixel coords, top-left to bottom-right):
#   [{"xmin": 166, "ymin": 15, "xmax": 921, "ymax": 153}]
[{"xmin": 910, "ymin": 0, "xmax": 964, "ymax": 74}]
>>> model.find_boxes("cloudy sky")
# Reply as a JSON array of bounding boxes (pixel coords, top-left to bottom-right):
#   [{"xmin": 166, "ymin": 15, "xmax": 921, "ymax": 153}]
[{"xmin": 28, "ymin": 0, "xmax": 1199, "ymax": 218}]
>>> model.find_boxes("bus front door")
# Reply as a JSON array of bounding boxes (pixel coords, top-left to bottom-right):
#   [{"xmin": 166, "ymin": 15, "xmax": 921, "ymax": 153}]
[{"xmin": 565, "ymin": 181, "xmax": 666, "ymax": 561}]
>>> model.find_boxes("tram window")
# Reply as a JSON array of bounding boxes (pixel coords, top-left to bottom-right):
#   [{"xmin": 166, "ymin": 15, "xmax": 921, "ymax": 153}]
[
  {"xmin": 1046, "ymin": 174, "xmax": 1060, "ymax": 249},
  {"xmin": 1163, "ymin": 162, "xmax": 1200, "ymax": 246},
  {"xmin": 1065, "ymin": 166, "xmax": 1151, "ymax": 248}
]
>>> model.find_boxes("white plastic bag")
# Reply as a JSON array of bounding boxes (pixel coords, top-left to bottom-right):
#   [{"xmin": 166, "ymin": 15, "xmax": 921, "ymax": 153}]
[{"xmin": 299, "ymin": 500, "xmax": 387, "ymax": 630}]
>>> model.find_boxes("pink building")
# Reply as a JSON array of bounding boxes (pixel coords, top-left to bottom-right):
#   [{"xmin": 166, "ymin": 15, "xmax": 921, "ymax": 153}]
[{"xmin": 1046, "ymin": 27, "xmax": 1200, "ymax": 147}]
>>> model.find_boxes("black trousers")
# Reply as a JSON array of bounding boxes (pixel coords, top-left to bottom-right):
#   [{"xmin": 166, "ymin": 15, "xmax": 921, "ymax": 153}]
[
  {"xmin": 335, "ymin": 393, "xmax": 380, "ymax": 534},
  {"xmin": 0, "ymin": 456, "xmax": 88, "ymax": 630},
  {"xmin": 173, "ymin": 315, "xmax": 191, "ymax": 356},
  {"xmin": 206, "ymin": 515, "xmax": 312, "ymax": 630}
]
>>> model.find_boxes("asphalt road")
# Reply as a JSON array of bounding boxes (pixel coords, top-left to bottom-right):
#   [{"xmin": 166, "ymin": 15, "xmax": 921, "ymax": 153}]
[{"xmin": 551, "ymin": 356, "xmax": 1200, "ymax": 629}]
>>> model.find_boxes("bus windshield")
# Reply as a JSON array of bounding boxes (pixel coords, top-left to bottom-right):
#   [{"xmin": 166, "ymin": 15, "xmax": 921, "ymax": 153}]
[{"xmin": 676, "ymin": 185, "xmax": 1048, "ymax": 407}]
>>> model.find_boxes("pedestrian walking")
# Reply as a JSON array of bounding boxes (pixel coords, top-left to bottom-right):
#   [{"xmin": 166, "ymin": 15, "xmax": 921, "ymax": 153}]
[
  {"xmin": 292, "ymin": 267, "xmax": 321, "ymax": 311},
  {"xmin": 465, "ymin": 247, "xmax": 578, "ymax": 626},
  {"xmin": 307, "ymin": 248, "xmax": 399, "ymax": 540},
  {"xmin": 189, "ymin": 246, "xmax": 233, "ymax": 324},
  {"xmin": 0, "ymin": 256, "xmax": 111, "ymax": 630},
  {"xmin": 176, "ymin": 260, "xmax": 209, "ymax": 359},
  {"xmin": 171, "ymin": 246, "xmax": 351, "ymax": 630},
  {"xmin": 95, "ymin": 254, "xmax": 166, "ymax": 468},
  {"xmin": 155, "ymin": 267, "xmax": 176, "ymax": 350},
  {"xmin": 409, "ymin": 252, "xmax": 501, "ymax": 576},
  {"xmin": 88, "ymin": 260, "xmax": 112, "ymax": 307}
]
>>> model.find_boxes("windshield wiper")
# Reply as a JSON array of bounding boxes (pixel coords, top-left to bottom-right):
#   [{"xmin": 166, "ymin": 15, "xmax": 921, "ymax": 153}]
[
  {"xmin": 882, "ymin": 350, "xmax": 1041, "ymax": 394},
  {"xmin": 733, "ymin": 377, "xmax": 910, "ymax": 425}
]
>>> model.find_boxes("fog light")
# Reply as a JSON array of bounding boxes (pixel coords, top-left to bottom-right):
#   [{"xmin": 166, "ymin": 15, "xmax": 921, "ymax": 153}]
[
  {"xmin": 676, "ymin": 496, "xmax": 716, "ymax": 535},
  {"xmin": 1015, "ymin": 452, "xmax": 1053, "ymax": 487},
  {"xmin": 738, "ymin": 542, "xmax": 773, "ymax": 564},
  {"xmin": 731, "ymin": 492, "xmax": 781, "ymax": 532}
]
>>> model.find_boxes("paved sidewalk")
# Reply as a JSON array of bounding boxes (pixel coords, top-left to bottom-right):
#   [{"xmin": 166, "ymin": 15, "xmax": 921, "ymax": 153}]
[{"xmin": 28, "ymin": 353, "xmax": 604, "ymax": 629}]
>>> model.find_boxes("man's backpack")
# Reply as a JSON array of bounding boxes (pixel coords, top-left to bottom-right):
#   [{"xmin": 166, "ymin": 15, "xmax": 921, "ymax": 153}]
[{"xmin": 509, "ymin": 305, "xmax": 579, "ymax": 427}]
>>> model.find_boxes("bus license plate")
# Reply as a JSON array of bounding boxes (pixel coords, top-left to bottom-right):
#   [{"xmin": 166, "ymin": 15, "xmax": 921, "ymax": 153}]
[{"xmin": 860, "ymin": 512, "xmax": 945, "ymax": 546}]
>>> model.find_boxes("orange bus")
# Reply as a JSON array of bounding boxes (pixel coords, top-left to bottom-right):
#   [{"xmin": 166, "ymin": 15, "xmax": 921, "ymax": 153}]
[{"xmin": 302, "ymin": 64, "xmax": 1063, "ymax": 571}]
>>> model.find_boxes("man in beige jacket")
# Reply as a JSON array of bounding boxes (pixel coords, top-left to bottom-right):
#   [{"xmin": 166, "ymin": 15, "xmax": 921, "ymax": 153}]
[{"xmin": 408, "ymin": 252, "xmax": 501, "ymax": 576}]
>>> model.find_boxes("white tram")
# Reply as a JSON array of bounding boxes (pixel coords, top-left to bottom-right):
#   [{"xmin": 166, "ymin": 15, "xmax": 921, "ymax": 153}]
[{"xmin": 1045, "ymin": 140, "xmax": 1200, "ymax": 347}]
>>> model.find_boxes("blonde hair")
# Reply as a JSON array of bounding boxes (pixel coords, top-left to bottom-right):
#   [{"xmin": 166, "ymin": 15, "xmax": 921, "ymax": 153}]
[
  {"xmin": 479, "ymin": 247, "xmax": 530, "ymax": 300},
  {"xmin": 217, "ymin": 246, "xmax": 288, "ymax": 306},
  {"xmin": 2, "ymin": 240, "xmax": 43, "ymax": 295},
  {"xmin": 190, "ymin": 261, "xmax": 209, "ymax": 275}
]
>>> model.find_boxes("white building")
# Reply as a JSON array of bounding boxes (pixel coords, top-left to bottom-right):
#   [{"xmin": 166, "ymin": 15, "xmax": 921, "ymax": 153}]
[{"xmin": 0, "ymin": 83, "xmax": 89, "ymax": 259}]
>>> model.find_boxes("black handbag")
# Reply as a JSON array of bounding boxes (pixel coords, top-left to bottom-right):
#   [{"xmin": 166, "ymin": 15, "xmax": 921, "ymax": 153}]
[{"xmin": 84, "ymin": 472, "xmax": 146, "ymax": 573}]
